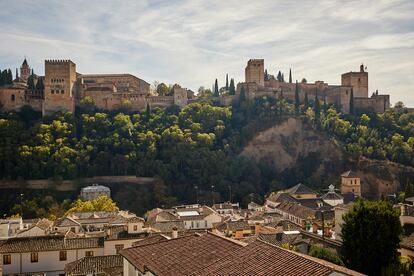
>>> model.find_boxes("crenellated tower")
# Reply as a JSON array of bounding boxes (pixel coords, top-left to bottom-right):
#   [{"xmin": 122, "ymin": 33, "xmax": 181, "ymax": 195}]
[{"xmin": 42, "ymin": 60, "xmax": 76, "ymax": 115}]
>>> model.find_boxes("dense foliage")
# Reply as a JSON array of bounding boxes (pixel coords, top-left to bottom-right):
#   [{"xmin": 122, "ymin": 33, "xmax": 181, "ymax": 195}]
[
  {"xmin": 341, "ymin": 199, "xmax": 402, "ymax": 275},
  {"xmin": 309, "ymin": 246, "xmax": 344, "ymax": 266},
  {"xmin": 66, "ymin": 196, "xmax": 119, "ymax": 215},
  {"xmin": 0, "ymin": 95, "xmax": 413, "ymax": 217}
]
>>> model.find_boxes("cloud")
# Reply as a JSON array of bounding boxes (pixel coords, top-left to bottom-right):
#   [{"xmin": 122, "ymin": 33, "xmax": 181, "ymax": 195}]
[{"xmin": 0, "ymin": 0, "xmax": 413, "ymax": 106}]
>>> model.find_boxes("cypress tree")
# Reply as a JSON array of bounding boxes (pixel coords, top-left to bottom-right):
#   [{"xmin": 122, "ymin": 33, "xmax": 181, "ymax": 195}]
[
  {"xmin": 0, "ymin": 69, "xmax": 4, "ymax": 86},
  {"xmin": 7, "ymin": 69, "xmax": 12, "ymax": 84},
  {"xmin": 226, "ymin": 74, "xmax": 229, "ymax": 91},
  {"xmin": 350, "ymin": 88, "xmax": 354, "ymax": 114},
  {"xmin": 289, "ymin": 68, "xmax": 292, "ymax": 83},
  {"xmin": 323, "ymin": 96, "xmax": 328, "ymax": 114},
  {"xmin": 304, "ymin": 92, "xmax": 309, "ymax": 110},
  {"xmin": 31, "ymin": 69, "xmax": 34, "ymax": 75},
  {"xmin": 15, "ymin": 68, "xmax": 19, "ymax": 80},
  {"xmin": 229, "ymin": 78, "xmax": 235, "ymax": 95},
  {"xmin": 27, "ymin": 75, "xmax": 35, "ymax": 91},
  {"xmin": 281, "ymin": 73, "xmax": 285, "ymax": 82},
  {"xmin": 264, "ymin": 69, "xmax": 268, "ymax": 81},
  {"xmin": 145, "ymin": 103, "xmax": 151, "ymax": 121},
  {"xmin": 240, "ymin": 86, "xmax": 246, "ymax": 102},
  {"xmin": 277, "ymin": 71, "xmax": 282, "ymax": 82},
  {"xmin": 214, "ymin": 79, "xmax": 219, "ymax": 97},
  {"xmin": 294, "ymin": 80, "xmax": 300, "ymax": 115},
  {"xmin": 314, "ymin": 90, "xmax": 321, "ymax": 128}
]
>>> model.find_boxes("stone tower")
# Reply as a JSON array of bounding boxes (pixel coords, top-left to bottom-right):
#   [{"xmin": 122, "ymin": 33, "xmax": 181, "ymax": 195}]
[
  {"xmin": 20, "ymin": 58, "xmax": 31, "ymax": 82},
  {"xmin": 341, "ymin": 64, "xmax": 368, "ymax": 98},
  {"xmin": 340, "ymin": 170, "xmax": 361, "ymax": 197},
  {"xmin": 245, "ymin": 59, "xmax": 264, "ymax": 86},
  {"xmin": 42, "ymin": 60, "xmax": 76, "ymax": 115}
]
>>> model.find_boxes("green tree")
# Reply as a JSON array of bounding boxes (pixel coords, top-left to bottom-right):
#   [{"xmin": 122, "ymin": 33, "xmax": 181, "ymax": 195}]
[
  {"xmin": 214, "ymin": 79, "xmax": 219, "ymax": 97},
  {"xmin": 289, "ymin": 68, "xmax": 292, "ymax": 83},
  {"xmin": 304, "ymin": 92, "xmax": 309, "ymax": 110},
  {"xmin": 264, "ymin": 69, "xmax": 268, "ymax": 81},
  {"xmin": 229, "ymin": 79, "xmax": 236, "ymax": 95},
  {"xmin": 66, "ymin": 196, "xmax": 119, "ymax": 214},
  {"xmin": 309, "ymin": 246, "xmax": 344, "ymax": 266},
  {"xmin": 341, "ymin": 199, "xmax": 402, "ymax": 275},
  {"xmin": 156, "ymin": 82, "xmax": 169, "ymax": 96},
  {"xmin": 240, "ymin": 86, "xmax": 246, "ymax": 102},
  {"xmin": 225, "ymin": 74, "xmax": 229, "ymax": 91},
  {"xmin": 27, "ymin": 75, "xmax": 35, "ymax": 91},
  {"xmin": 294, "ymin": 80, "xmax": 300, "ymax": 115},
  {"xmin": 314, "ymin": 90, "xmax": 320, "ymax": 128}
]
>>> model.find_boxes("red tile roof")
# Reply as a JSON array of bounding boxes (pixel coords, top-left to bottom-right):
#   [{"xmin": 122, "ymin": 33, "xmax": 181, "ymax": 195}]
[
  {"xmin": 195, "ymin": 240, "xmax": 363, "ymax": 276},
  {"xmin": 120, "ymin": 232, "xmax": 242, "ymax": 276}
]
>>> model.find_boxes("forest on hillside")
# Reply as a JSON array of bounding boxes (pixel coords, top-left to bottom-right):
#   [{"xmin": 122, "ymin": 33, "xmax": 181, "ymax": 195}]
[{"xmin": 0, "ymin": 93, "xmax": 413, "ymax": 217}]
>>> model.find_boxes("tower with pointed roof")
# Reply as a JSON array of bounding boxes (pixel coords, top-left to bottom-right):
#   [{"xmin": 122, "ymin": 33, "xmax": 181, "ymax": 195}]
[
  {"xmin": 20, "ymin": 58, "xmax": 31, "ymax": 82},
  {"xmin": 340, "ymin": 170, "xmax": 361, "ymax": 196}
]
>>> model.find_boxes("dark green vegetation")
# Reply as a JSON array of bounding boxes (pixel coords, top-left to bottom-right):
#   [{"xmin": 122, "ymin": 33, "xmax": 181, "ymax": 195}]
[
  {"xmin": 309, "ymin": 246, "xmax": 344, "ymax": 266},
  {"xmin": 0, "ymin": 95, "xmax": 413, "ymax": 217},
  {"xmin": 341, "ymin": 199, "xmax": 402, "ymax": 276}
]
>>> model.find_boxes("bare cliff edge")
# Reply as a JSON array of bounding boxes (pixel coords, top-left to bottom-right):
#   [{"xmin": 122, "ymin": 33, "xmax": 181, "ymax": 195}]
[{"xmin": 240, "ymin": 117, "xmax": 414, "ymax": 198}]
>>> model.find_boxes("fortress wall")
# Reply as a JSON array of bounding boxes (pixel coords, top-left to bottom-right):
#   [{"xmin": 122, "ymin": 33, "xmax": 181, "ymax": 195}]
[{"xmin": 0, "ymin": 86, "xmax": 26, "ymax": 111}]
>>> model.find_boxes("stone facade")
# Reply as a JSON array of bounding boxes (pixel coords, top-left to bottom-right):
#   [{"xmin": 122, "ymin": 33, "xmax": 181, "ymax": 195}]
[
  {"xmin": 237, "ymin": 59, "xmax": 390, "ymax": 114},
  {"xmin": 0, "ymin": 59, "xmax": 195, "ymax": 115}
]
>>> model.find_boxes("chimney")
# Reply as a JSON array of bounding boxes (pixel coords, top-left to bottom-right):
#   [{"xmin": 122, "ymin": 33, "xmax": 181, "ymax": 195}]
[{"xmin": 172, "ymin": 226, "xmax": 178, "ymax": 239}]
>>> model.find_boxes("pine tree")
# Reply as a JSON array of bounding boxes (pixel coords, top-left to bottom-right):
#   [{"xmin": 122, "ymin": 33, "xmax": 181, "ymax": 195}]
[
  {"xmin": 350, "ymin": 88, "xmax": 354, "ymax": 114},
  {"xmin": 294, "ymin": 80, "xmax": 300, "ymax": 115},
  {"xmin": 264, "ymin": 69, "xmax": 268, "ymax": 81},
  {"xmin": 0, "ymin": 69, "xmax": 4, "ymax": 86},
  {"xmin": 229, "ymin": 78, "xmax": 235, "ymax": 95},
  {"xmin": 15, "ymin": 68, "xmax": 19, "ymax": 80},
  {"xmin": 304, "ymin": 92, "xmax": 309, "ymax": 110},
  {"xmin": 226, "ymin": 74, "xmax": 229, "ymax": 91},
  {"xmin": 214, "ymin": 79, "xmax": 219, "ymax": 97},
  {"xmin": 281, "ymin": 73, "xmax": 285, "ymax": 82},
  {"xmin": 289, "ymin": 68, "xmax": 292, "ymax": 83}
]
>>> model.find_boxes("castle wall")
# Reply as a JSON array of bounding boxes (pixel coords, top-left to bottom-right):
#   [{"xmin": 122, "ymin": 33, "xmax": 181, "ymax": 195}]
[
  {"xmin": 43, "ymin": 60, "xmax": 76, "ymax": 115},
  {"xmin": 79, "ymin": 74, "xmax": 149, "ymax": 95},
  {"xmin": 354, "ymin": 94, "xmax": 390, "ymax": 113},
  {"xmin": 0, "ymin": 85, "xmax": 26, "ymax": 111},
  {"xmin": 173, "ymin": 88, "xmax": 188, "ymax": 107}
]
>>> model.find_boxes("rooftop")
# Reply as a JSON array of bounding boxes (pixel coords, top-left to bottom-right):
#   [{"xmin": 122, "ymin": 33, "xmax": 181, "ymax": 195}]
[{"xmin": 65, "ymin": 255, "xmax": 123, "ymax": 276}]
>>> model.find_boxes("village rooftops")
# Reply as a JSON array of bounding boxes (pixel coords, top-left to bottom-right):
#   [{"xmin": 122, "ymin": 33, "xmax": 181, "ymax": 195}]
[{"xmin": 284, "ymin": 183, "xmax": 319, "ymax": 196}]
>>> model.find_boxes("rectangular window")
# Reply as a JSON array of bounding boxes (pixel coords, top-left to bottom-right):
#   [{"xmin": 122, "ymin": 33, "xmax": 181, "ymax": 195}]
[
  {"xmin": 51, "ymin": 89, "xmax": 54, "ymax": 94},
  {"xmin": 31, "ymin": 252, "xmax": 38, "ymax": 263},
  {"xmin": 115, "ymin": 244, "xmax": 124, "ymax": 254},
  {"xmin": 61, "ymin": 89, "xmax": 64, "ymax": 94},
  {"xmin": 3, "ymin": 254, "xmax": 11, "ymax": 265},
  {"xmin": 59, "ymin": 250, "xmax": 67, "ymax": 261},
  {"xmin": 85, "ymin": 251, "xmax": 94, "ymax": 257},
  {"xmin": 133, "ymin": 225, "xmax": 138, "ymax": 231}
]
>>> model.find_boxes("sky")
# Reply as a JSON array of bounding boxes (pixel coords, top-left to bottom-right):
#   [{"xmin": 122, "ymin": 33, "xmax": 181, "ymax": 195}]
[{"xmin": 0, "ymin": 0, "xmax": 413, "ymax": 106}]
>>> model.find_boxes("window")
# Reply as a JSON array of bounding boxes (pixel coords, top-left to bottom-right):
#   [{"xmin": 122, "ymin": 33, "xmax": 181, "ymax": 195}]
[
  {"xmin": 51, "ymin": 89, "xmax": 54, "ymax": 94},
  {"xmin": 115, "ymin": 244, "xmax": 124, "ymax": 254},
  {"xmin": 61, "ymin": 89, "xmax": 64, "ymax": 94},
  {"xmin": 85, "ymin": 251, "xmax": 94, "ymax": 257},
  {"xmin": 31, "ymin": 252, "xmax": 38, "ymax": 263},
  {"xmin": 133, "ymin": 225, "xmax": 138, "ymax": 231},
  {"xmin": 11, "ymin": 94, "xmax": 15, "ymax": 101},
  {"xmin": 59, "ymin": 250, "xmax": 67, "ymax": 261},
  {"xmin": 3, "ymin": 254, "xmax": 11, "ymax": 265},
  {"xmin": 71, "ymin": 227, "xmax": 76, "ymax": 233}
]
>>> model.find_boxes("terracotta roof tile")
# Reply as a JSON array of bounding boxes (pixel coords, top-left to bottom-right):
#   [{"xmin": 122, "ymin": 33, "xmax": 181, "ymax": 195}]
[{"xmin": 65, "ymin": 255, "xmax": 122, "ymax": 275}]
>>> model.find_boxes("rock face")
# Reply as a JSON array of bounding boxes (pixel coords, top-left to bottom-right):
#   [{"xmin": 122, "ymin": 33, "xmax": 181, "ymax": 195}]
[{"xmin": 241, "ymin": 117, "xmax": 343, "ymax": 176}]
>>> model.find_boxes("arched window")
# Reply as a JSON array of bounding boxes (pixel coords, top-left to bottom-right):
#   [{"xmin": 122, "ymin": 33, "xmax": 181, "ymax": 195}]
[{"xmin": 11, "ymin": 94, "xmax": 15, "ymax": 101}]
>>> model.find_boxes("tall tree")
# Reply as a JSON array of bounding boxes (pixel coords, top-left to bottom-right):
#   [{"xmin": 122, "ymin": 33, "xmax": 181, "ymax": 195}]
[
  {"xmin": 304, "ymin": 92, "xmax": 309, "ymax": 110},
  {"xmin": 341, "ymin": 200, "xmax": 402, "ymax": 275},
  {"xmin": 314, "ymin": 89, "xmax": 320, "ymax": 127},
  {"xmin": 323, "ymin": 96, "xmax": 327, "ymax": 114},
  {"xmin": 229, "ymin": 78, "xmax": 235, "ymax": 95},
  {"xmin": 281, "ymin": 73, "xmax": 285, "ymax": 82},
  {"xmin": 15, "ymin": 68, "xmax": 18, "ymax": 80},
  {"xmin": 240, "ymin": 86, "xmax": 246, "ymax": 102},
  {"xmin": 294, "ymin": 80, "xmax": 300, "ymax": 115},
  {"xmin": 277, "ymin": 71, "xmax": 282, "ymax": 82},
  {"xmin": 264, "ymin": 69, "xmax": 268, "ymax": 81},
  {"xmin": 27, "ymin": 75, "xmax": 35, "ymax": 91},
  {"xmin": 350, "ymin": 88, "xmax": 354, "ymax": 114},
  {"xmin": 225, "ymin": 74, "xmax": 229, "ymax": 91},
  {"xmin": 214, "ymin": 79, "xmax": 219, "ymax": 97},
  {"xmin": 145, "ymin": 103, "xmax": 151, "ymax": 121},
  {"xmin": 7, "ymin": 69, "xmax": 13, "ymax": 84},
  {"xmin": 289, "ymin": 68, "xmax": 292, "ymax": 83}
]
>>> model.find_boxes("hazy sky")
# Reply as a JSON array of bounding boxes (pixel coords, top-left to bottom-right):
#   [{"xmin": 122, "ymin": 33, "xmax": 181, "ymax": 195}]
[{"xmin": 0, "ymin": 0, "xmax": 413, "ymax": 106}]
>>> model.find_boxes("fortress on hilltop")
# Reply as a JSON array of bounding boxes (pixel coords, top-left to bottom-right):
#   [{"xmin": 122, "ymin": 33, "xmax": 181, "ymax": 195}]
[
  {"xmin": 0, "ymin": 59, "xmax": 194, "ymax": 115},
  {"xmin": 234, "ymin": 59, "xmax": 390, "ymax": 113},
  {"xmin": 0, "ymin": 58, "xmax": 390, "ymax": 115}
]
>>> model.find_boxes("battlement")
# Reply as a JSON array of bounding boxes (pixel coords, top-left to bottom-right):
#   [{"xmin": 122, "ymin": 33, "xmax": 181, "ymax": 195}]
[
  {"xmin": 247, "ymin": 59, "xmax": 264, "ymax": 65},
  {"xmin": 45, "ymin": 59, "xmax": 75, "ymax": 64}
]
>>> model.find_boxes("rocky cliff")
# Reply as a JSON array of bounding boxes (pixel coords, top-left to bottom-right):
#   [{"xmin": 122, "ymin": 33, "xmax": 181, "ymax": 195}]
[{"xmin": 240, "ymin": 117, "xmax": 414, "ymax": 198}]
